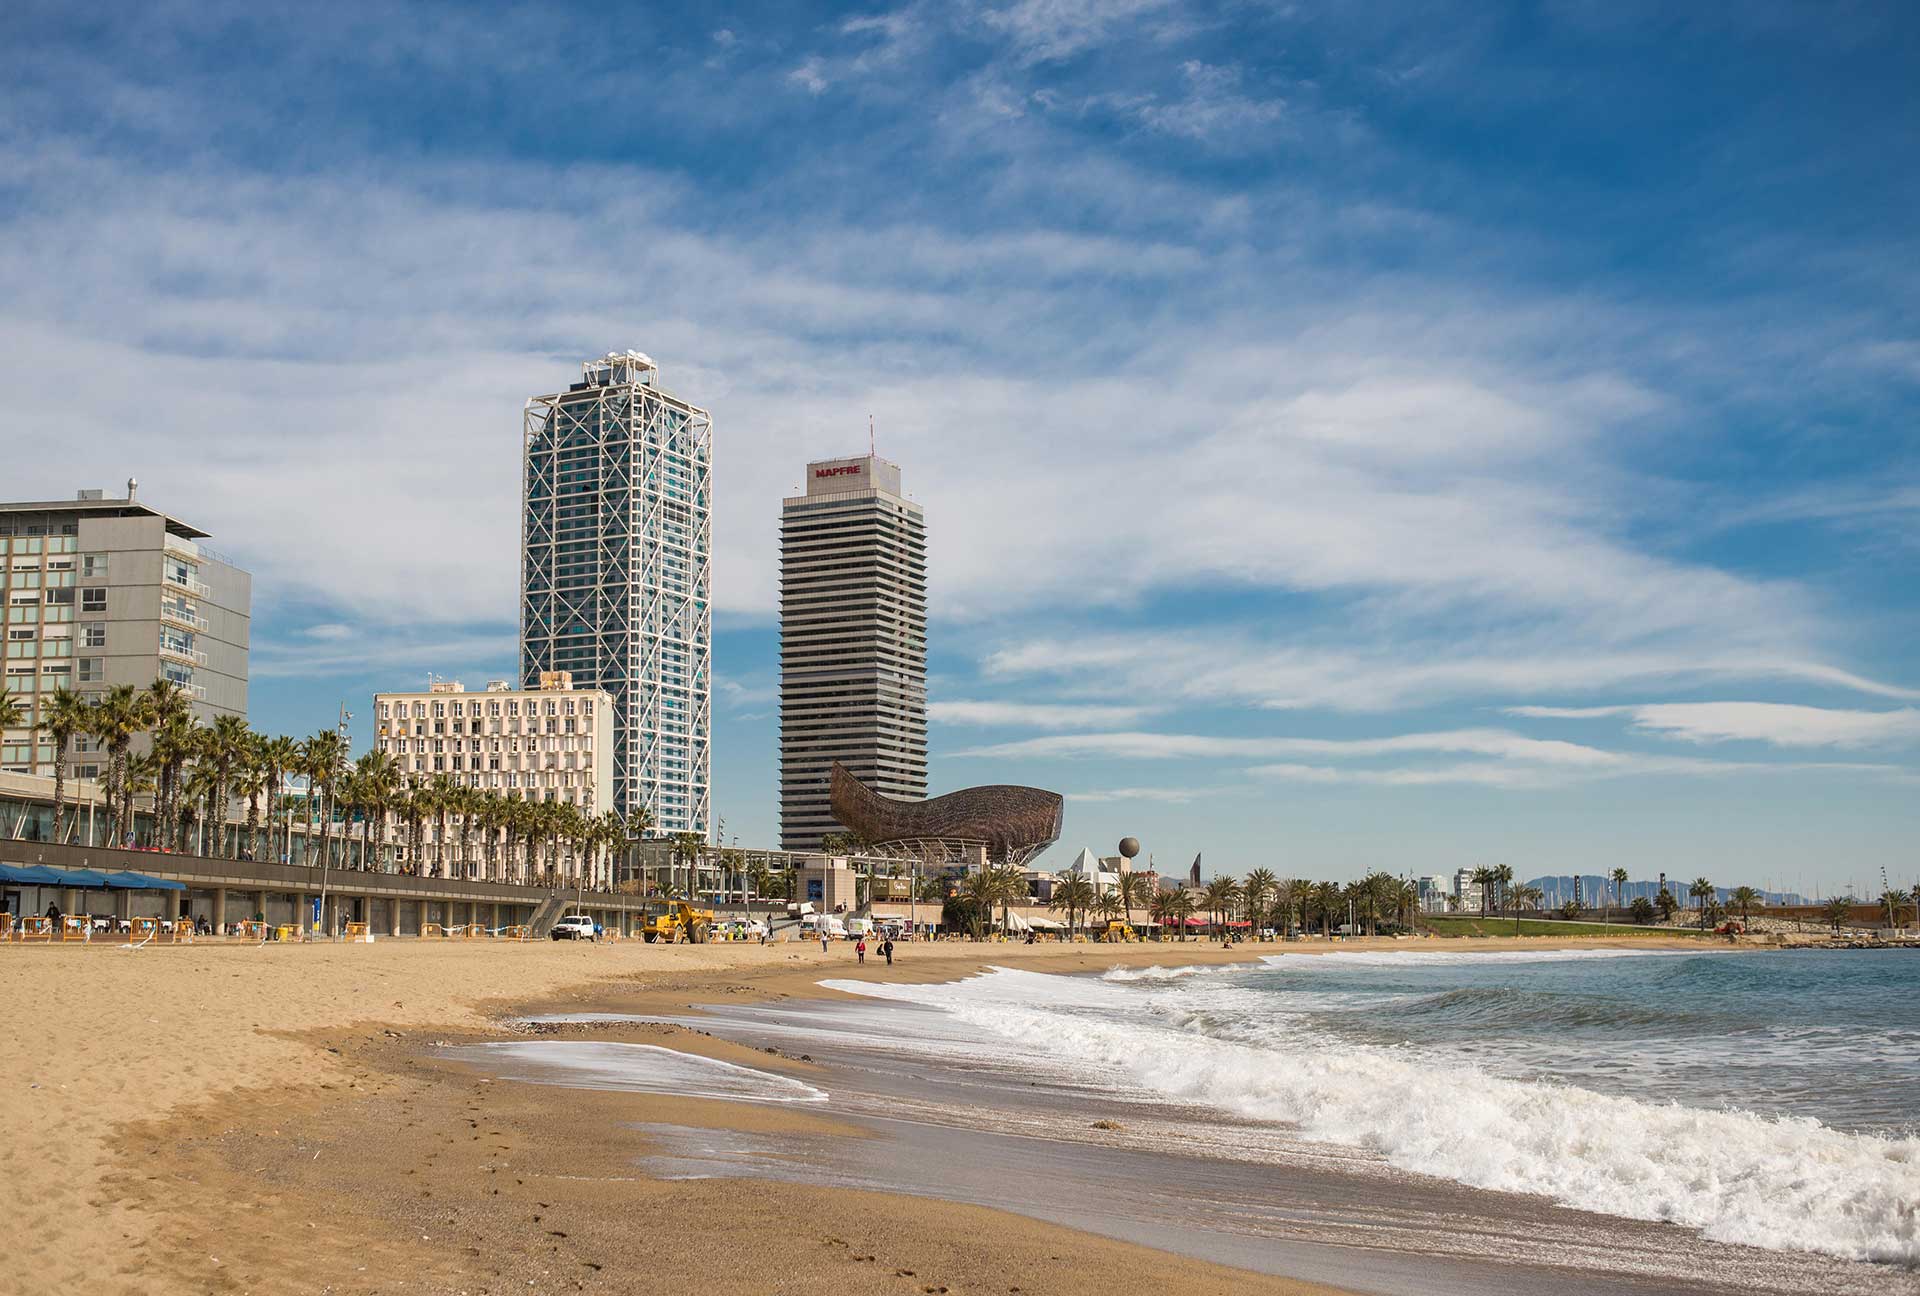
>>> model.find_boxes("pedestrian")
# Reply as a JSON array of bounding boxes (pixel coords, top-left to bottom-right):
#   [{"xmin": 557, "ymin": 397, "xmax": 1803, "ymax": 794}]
[
  {"xmin": 820, "ymin": 929, "xmax": 829, "ymax": 954},
  {"xmin": 855, "ymin": 937, "xmax": 867, "ymax": 965},
  {"xmin": 881, "ymin": 936, "xmax": 894, "ymax": 966}
]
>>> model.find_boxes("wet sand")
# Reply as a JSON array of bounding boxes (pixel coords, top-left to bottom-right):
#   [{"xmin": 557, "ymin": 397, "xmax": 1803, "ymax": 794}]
[{"xmin": 0, "ymin": 932, "xmax": 1746, "ymax": 1295}]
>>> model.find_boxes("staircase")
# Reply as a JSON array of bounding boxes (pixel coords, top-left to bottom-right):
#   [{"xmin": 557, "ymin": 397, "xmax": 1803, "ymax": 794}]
[{"xmin": 527, "ymin": 892, "xmax": 569, "ymax": 940}]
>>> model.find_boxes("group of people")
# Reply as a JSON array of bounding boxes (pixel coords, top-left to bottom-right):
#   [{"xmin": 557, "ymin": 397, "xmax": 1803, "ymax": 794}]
[{"xmin": 821, "ymin": 931, "xmax": 898, "ymax": 966}]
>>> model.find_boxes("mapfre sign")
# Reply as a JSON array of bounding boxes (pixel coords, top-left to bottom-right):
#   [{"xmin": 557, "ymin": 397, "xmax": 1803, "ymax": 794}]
[{"xmin": 814, "ymin": 464, "xmax": 862, "ymax": 478}]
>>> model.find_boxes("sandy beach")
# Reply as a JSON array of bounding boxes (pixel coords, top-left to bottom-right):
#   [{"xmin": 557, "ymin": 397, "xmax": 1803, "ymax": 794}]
[{"xmin": 0, "ymin": 932, "xmax": 1726, "ymax": 1296}]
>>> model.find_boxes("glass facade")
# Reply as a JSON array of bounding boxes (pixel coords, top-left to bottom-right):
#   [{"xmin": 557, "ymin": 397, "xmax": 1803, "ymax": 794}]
[{"xmin": 520, "ymin": 354, "xmax": 712, "ymax": 836}]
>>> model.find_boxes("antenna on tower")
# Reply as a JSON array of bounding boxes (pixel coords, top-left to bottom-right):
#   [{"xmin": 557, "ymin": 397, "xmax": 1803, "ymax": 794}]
[{"xmin": 869, "ymin": 413, "xmax": 875, "ymax": 457}]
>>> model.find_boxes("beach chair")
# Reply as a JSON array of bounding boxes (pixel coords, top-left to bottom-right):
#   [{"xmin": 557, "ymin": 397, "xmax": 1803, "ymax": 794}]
[
  {"xmin": 343, "ymin": 920, "xmax": 370, "ymax": 942},
  {"xmin": 61, "ymin": 914, "xmax": 90, "ymax": 942}
]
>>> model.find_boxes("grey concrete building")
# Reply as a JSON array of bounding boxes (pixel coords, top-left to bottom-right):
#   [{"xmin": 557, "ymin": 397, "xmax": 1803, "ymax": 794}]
[
  {"xmin": 1, "ymin": 483, "xmax": 250, "ymax": 777},
  {"xmin": 520, "ymin": 352, "xmax": 712, "ymax": 836},
  {"xmin": 779, "ymin": 455, "xmax": 927, "ymax": 852}
]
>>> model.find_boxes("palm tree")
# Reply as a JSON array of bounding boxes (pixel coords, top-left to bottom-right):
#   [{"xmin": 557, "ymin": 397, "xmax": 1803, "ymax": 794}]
[
  {"xmin": 1510, "ymin": 883, "xmax": 1543, "ymax": 913},
  {"xmin": 1611, "ymin": 867, "xmax": 1629, "ymax": 914},
  {"xmin": 1049, "ymin": 875, "xmax": 1096, "ymax": 938},
  {"xmin": 144, "ymin": 680, "xmax": 194, "ymax": 849},
  {"xmin": 1242, "ymin": 868, "xmax": 1277, "ymax": 936},
  {"xmin": 1728, "ymin": 885, "xmax": 1762, "ymax": 929},
  {"xmin": 1091, "ymin": 893, "xmax": 1124, "ymax": 933},
  {"xmin": 1491, "ymin": 864, "xmax": 1515, "ymax": 915},
  {"xmin": 1147, "ymin": 889, "xmax": 1175, "ymax": 940},
  {"xmin": 957, "ymin": 868, "xmax": 999, "ymax": 938},
  {"xmin": 1823, "ymin": 895, "xmax": 1855, "ymax": 934},
  {"xmin": 1688, "ymin": 877, "xmax": 1715, "ymax": 931},
  {"xmin": 1310, "ymin": 880, "xmax": 1342, "ymax": 938},
  {"xmin": 0, "ymin": 686, "xmax": 23, "ymax": 731},
  {"xmin": 1115, "ymin": 870, "xmax": 1152, "ymax": 936},
  {"xmin": 1878, "ymin": 889, "xmax": 1911, "ymax": 930},
  {"xmin": 1471, "ymin": 865, "xmax": 1495, "ymax": 919},
  {"xmin": 181, "ymin": 758, "xmax": 222, "ymax": 855},
  {"xmin": 36, "ymin": 687, "xmax": 90, "ymax": 844},
  {"xmin": 203, "ymin": 714, "xmax": 251, "ymax": 857},
  {"xmin": 234, "ymin": 735, "xmax": 274, "ymax": 861},
  {"xmin": 1202, "ymin": 876, "xmax": 1243, "ymax": 940},
  {"xmin": 1167, "ymin": 887, "xmax": 1197, "ymax": 940},
  {"xmin": 255, "ymin": 735, "xmax": 298, "ymax": 864},
  {"xmin": 298, "ymin": 728, "xmax": 348, "ymax": 873},
  {"xmin": 89, "ymin": 685, "xmax": 152, "ymax": 847},
  {"xmin": 669, "ymin": 830, "xmax": 707, "ymax": 901}
]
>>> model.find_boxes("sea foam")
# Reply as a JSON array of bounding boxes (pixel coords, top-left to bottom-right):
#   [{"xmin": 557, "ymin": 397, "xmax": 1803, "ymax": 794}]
[{"xmin": 824, "ymin": 966, "xmax": 1920, "ymax": 1266}]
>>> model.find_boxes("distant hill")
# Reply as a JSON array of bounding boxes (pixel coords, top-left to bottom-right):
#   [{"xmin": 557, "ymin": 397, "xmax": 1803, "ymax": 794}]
[{"xmin": 1519, "ymin": 875, "xmax": 1809, "ymax": 908}]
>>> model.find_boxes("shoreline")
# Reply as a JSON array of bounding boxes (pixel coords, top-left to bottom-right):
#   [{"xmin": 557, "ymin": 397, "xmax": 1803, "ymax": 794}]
[{"xmin": 0, "ymin": 933, "xmax": 1776, "ymax": 1294}]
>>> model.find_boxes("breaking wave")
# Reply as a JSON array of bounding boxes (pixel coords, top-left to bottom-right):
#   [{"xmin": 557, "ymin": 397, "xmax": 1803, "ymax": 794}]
[{"xmin": 825, "ymin": 965, "xmax": 1920, "ymax": 1266}]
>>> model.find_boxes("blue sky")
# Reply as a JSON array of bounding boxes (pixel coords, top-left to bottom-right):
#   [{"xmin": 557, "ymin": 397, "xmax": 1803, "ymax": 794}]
[{"xmin": 3, "ymin": 1, "xmax": 1916, "ymax": 892}]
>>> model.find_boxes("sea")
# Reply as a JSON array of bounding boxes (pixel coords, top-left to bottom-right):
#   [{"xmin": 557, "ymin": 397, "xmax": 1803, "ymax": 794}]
[{"xmin": 453, "ymin": 947, "xmax": 1920, "ymax": 1295}]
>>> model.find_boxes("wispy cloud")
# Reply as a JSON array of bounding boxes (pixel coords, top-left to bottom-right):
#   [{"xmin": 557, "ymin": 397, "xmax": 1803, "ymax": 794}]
[
  {"xmin": 1508, "ymin": 702, "xmax": 1920, "ymax": 749},
  {"xmin": 931, "ymin": 699, "xmax": 1159, "ymax": 728},
  {"xmin": 953, "ymin": 727, "xmax": 1625, "ymax": 765}
]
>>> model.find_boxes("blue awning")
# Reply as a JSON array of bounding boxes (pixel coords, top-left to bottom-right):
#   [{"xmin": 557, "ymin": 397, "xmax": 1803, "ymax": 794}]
[
  {"xmin": 50, "ymin": 867, "xmax": 111, "ymax": 888},
  {"xmin": 103, "ymin": 870, "xmax": 187, "ymax": 891},
  {"xmin": 0, "ymin": 863, "xmax": 66, "ymax": 885}
]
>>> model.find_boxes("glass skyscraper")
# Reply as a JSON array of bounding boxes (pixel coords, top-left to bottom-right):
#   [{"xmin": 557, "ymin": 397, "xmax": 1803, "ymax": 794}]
[{"xmin": 520, "ymin": 351, "xmax": 711, "ymax": 837}]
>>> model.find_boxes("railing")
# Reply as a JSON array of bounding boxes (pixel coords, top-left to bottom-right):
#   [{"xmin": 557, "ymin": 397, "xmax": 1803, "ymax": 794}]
[
  {"xmin": 159, "ymin": 602, "xmax": 207, "ymax": 631},
  {"xmin": 162, "ymin": 570, "xmax": 212, "ymax": 597},
  {"xmin": 161, "ymin": 533, "xmax": 200, "ymax": 561},
  {"xmin": 158, "ymin": 643, "xmax": 209, "ymax": 667}
]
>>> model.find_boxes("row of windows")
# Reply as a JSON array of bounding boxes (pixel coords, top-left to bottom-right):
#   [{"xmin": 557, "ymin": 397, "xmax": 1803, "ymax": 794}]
[
  {"xmin": 382, "ymin": 735, "xmax": 590, "ymax": 758},
  {"xmin": 377, "ymin": 696, "xmax": 593, "ymax": 720}
]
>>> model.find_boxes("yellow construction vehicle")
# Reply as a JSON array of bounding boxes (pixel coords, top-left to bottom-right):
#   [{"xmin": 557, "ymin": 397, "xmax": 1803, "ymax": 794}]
[
  {"xmin": 1100, "ymin": 920, "xmax": 1138, "ymax": 943},
  {"xmin": 640, "ymin": 902, "xmax": 716, "ymax": 944}
]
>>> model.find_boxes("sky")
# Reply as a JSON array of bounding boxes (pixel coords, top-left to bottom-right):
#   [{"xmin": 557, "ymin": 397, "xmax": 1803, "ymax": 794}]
[{"xmin": 2, "ymin": 1, "xmax": 1916, "ymax": 893}]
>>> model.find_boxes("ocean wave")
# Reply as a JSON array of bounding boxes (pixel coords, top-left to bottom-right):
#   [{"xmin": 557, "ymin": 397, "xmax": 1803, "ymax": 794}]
[
  {"xmin": 1256, "ymin": 947, "xmax": 1691, "ymax": 970},
  {"xmin": 1383, "ymin": 985, "xmax": 1708, "ymax": 1031},
  {"xmin": 1101, "ymin": 963, "xmax": 1237, "ymax": 983},
  {"xmin": 826, "ymin": 968, "xmax": 1920, "ymax": 1265}
]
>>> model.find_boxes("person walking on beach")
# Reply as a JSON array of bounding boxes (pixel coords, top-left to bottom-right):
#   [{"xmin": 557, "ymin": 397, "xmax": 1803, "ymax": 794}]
[
  {"xmin": 820, "ymin": 929, "xmax": 829, "ymax": 954},
  {"xmin": 855, "ymin": 937, "xmax": 867, "ymax": 965},
  {"xmin": 880, "ymin": 936, "xmax": 894, "ymax": 967}
]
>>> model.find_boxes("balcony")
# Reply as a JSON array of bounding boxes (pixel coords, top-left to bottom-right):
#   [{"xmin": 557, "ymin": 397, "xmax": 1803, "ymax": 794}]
[
  {"xmin": 158, "ymin": 642, "xmax": 209, "ymax": 667},
  {"xmin": 159, "ymin": 601, "xmax": 207, "ymax": 631},
  {"xmin": 163, "ymin": 570, "xmax": 212, "ymax": 597},
  {"xmin": 162, "ymin": 533, "xmax": 201, "ymax": 561}
]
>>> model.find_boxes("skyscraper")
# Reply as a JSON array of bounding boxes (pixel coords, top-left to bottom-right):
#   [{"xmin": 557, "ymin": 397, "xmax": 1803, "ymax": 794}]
[
  {"xmin": 779, "ymin": 454, "xmax": 927, "ymax": 851},
  {"xmin": 520, "ymin": 351, "xmax": 711, "ymax": 837}
]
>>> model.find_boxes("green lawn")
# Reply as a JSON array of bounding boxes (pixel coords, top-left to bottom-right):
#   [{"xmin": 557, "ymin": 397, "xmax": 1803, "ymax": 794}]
[{"xmin": 1419, "ymin": 916, "xmax": 1710, "ymax": 939}]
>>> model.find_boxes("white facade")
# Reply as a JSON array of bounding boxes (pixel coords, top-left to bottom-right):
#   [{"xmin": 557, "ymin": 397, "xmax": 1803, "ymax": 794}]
[
  {"xmin": 1416, "ymin": 874, "xmax": 1453, "ymax": 913},
  {"xmin": 1453, "ymin": 868, "xmax": 1484, "ymax": 913},
  {"xmin": 374, "ymin": 676, "xmax": 614, "ymax": 811},
  {"xmin": 520, "ymin": 352, "xmax": 711, "ymax": 837}
]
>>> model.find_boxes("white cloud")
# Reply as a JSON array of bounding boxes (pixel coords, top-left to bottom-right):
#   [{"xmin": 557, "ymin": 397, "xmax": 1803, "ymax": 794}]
[
  {"xmin": 985, "ymin": 635, "xmax": 1920, "ymax": 714},
  {"xmin": 1247, "ymin": 754, "xmax": 1903, "ymax": 791},
  {"xmin": 930, "ymin": 699, "xmax": 1157, "ymax": 728},
  {"xmin": 977, "ymin": 0, "xmax": 1173, "ymax": 64},
  {"xmin": 953, "ymin": 727, "xmax": 1624, "ymax": 765},
  {"xmin": 1508, "ymin": 702, "xmax": 1920, "ymax": 749},
  {"xmin": 1066, "ymin": 785, "xmax": 1227, "ymax": 803},
  {"xmin": 788, "ymin": 57, "xmax": 831, "ymax": 94}
]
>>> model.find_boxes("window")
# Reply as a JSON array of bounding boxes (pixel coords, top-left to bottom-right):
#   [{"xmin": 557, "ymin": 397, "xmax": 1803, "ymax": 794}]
[
  {"xmin": 5, "ymin": 628, "xmax": 29, "ymax": 641},
  {"xmin": 79, "ymin": 587, "xmax": 105, "ymax": 613},
  {"xmin": 80, "ymin": 622, "xmax": 105, "ymax": 648},
  {"xmin": 80, "ymin": 555, "xmax": 107, "ymax": 578}
]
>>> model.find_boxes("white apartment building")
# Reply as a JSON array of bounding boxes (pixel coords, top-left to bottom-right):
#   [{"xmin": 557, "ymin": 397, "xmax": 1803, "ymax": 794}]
[
  {"xmin": 373, "ymin": 674, "xmax": 614, "ymax": 878},
  {"xmin": 1416, "ymin": 874, "xmax": 1454, "ymax": 914},
  {"xmin": 1453, "ymin": 868, "xmax": 1484, "ymax": 914},
  {"xmin": 1, "ymin": 483, "xmax": 250, "ymax": 779}
]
